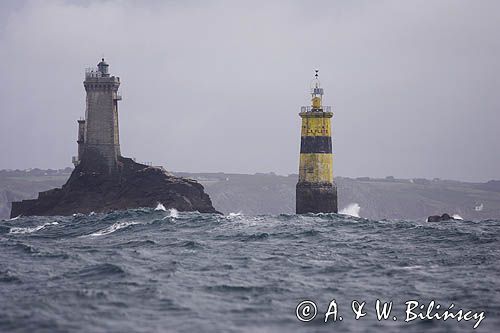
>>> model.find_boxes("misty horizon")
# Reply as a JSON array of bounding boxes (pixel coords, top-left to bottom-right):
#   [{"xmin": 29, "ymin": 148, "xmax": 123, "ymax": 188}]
[{"xmin": 1, "ymin": 0, "xmax": 499, "ymax": 182}]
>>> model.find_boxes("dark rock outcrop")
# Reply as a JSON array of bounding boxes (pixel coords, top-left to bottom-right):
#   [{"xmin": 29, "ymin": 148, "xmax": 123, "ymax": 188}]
[
  {"xmin": 10, "ymin": 157, "xmax": 218, "ymax": 217},
  {"xmin": 427, "ymin": 213, "xmax": 455, "ymax": 222}
]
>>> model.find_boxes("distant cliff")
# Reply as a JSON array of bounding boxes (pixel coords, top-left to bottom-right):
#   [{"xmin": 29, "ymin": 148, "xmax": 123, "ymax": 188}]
[
  {"xmin": 173, "ymin": 173, "xmax": 500, "ymax": 220},
  {"xmin": 2, "ymin": 169, "xmax": 499, "ymax": 220}
]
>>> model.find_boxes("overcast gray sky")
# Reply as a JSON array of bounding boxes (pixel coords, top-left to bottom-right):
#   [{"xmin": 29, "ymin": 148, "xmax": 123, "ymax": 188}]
[{"xmin": 0, "ymin": 0, "xmax": 498, "ymax": 181}]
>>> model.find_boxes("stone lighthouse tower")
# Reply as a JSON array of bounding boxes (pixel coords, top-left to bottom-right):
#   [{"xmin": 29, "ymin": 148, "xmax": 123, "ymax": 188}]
[
  {"xmin": 296, "ymin": 70, "xmax": 338, "ymax": 214},
  {"xmin": 77, "ymin": 58, "xmax": 122, "ymax": 173}
]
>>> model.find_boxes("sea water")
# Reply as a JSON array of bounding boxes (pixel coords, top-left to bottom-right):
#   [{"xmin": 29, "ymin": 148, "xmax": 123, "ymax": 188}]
[{"xmin": 0, "ymin": 210, "xmax": 498, "ymax": 332}]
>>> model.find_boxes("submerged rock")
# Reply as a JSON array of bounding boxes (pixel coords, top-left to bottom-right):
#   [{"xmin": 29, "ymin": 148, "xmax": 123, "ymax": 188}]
[
  {"xmin": 10, "ymin": 157, "xmax": 219, "ymax": 217},
  {"xmin": 427, "ymin": 213, "xmax": 455, "ymax": 222}
]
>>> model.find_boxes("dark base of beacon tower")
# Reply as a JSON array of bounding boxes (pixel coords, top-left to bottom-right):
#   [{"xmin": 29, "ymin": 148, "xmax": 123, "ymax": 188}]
[{"xmin": 296, "ymin": 182, "xmax": 338, "ymax": 214}]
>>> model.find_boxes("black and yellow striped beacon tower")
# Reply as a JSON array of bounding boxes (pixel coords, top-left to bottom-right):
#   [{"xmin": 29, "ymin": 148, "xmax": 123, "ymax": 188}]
[{"xmin": 296, "ymin": 70, "xmax": 338, "ymax": 214}]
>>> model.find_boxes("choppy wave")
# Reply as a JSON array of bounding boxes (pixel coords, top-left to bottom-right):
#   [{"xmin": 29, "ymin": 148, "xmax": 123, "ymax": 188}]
[
  {"xmin": 8, "ymin": 221, "xmax": 58, "ymax": 234},
  {"xmin": 0, "ymin": 209, "xmax": 498, "ymax": 332},
  {"xmin": 87, "ymin": 221, "xmax": 141, "ymax": 237}
]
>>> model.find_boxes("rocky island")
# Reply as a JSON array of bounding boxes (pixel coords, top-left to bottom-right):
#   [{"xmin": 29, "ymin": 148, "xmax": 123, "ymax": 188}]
[
  {"xmin": 10, "ymin": 157, "xmax": 217, "ymax": 217},
  {"xmin": 10, "ymin": 59, "xmax": 217, "ymax": 217}
]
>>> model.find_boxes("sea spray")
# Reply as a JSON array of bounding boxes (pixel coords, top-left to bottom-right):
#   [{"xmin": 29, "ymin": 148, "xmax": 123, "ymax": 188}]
[
  {"xmin": 155, "ymin": 203, "xmax": 166, "ymax": 211},
  {"xmin": 339, "ymin": 203, "xmax": 361, "ymax": 217},
  {"xmin": 168, "ymin": 208, "xmax": 179, "ymax": 218}
]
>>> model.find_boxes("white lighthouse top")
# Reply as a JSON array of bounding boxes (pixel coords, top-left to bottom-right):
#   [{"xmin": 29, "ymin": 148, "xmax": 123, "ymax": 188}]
[
  {"xmin": 300, "ymin": 69, "xmax": 331, "ymax": 114},
  {"xmin": 310, "ymin": 69, "xmax": 324, "ymax": 97}
]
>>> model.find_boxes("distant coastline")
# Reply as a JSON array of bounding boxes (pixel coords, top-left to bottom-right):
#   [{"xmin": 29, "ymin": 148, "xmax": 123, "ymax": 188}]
[{"xmin": 2, "ymin": 168, "xmax": 499, "ymax": 220}]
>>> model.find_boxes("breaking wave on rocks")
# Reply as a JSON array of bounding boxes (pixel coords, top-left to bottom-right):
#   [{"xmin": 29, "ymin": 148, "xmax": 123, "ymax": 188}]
[
  {"xmin": 339, "ymin": 202, "xmax": 361, "ymax": 217},
  {"xmin": 154, "ymin": 203, "xmax": 166, "ymax": 211},
  {"xmin": 168, "ymin": 208, "xmax": 179, "ymax": 218},
  {"xmin": 0, "ymin": 209, "xmax": 498, "ymax": 332}
]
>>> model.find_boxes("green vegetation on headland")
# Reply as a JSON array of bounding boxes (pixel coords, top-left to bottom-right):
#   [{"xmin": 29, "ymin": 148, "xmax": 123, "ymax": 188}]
[{"xmin": 1, "ymin": 169, "xmax": 499, "ymax": 220}]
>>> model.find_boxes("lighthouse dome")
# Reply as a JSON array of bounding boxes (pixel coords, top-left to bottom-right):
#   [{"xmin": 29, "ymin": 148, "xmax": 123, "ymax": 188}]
[
  {"xmin": 97, "ymin": 58, "xmax": 108, "ymax": 67},
  {"xmin": 97, "ymin": 58, "xmax": 109, "ymax": 76}
]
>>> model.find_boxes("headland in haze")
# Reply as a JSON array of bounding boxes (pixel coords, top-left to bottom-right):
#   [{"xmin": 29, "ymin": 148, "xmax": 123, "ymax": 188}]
[{"xmin": 1, "ymin": 168, "xmax": 499, "ymax": 220}]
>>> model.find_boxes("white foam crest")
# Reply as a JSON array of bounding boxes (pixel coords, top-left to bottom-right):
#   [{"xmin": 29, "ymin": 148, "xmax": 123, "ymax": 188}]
[
  {"xmin": 89, "ymin": 211, "xmax": 96, "ymax": 216},
  {"xmin": 155, "ymin": 203, "xmax": 166, "ymax": 211},
  {"xmin": 339, "ymin": 203, "xmax": 361, "ymax": 218},
  {"xmin": 9, "ymin": 215, "xmax": 21, "ymax": 221},
  {"xmin": 452, "ymin": 214, "xmax": 463, "ymax": 220},
  {"xmin": 9, "ymin": 222, "xmax": 58, "ymax": 234},
  {"xmin": 168, "ymin": 208, "xmax": 179, "ymax": 218},
  {"xmin": 228, "ymin": 212, "xmax": 242, "ymax": 218},
  {"xmin": 88, "ymin": 221, "xmax": 140, "ymax": 237}
]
